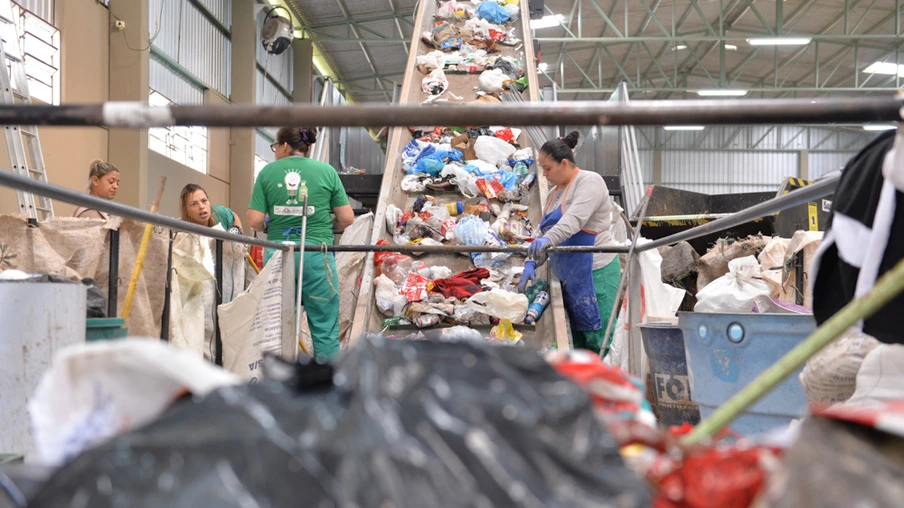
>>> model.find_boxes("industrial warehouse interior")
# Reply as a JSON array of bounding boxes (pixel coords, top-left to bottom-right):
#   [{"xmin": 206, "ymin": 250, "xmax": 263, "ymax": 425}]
[{"xmin": 1, "ymin": 0, "xmax": 903, "ymax": 505}]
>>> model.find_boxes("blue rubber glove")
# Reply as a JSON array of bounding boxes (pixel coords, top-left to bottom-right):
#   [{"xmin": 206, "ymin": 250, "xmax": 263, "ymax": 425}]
[
  {"xmin": 528, "ymin": 237, "xmax": 551, "ymax": 258},
  {"xmin": 518, "ymin": 261, "xmax": 537, "ymax": 293}
]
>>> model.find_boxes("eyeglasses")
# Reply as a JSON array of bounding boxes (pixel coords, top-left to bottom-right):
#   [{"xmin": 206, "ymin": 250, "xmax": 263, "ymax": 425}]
[{"xmin": 270, "ymin": 142, "xmax": 282, "ymax": 153}]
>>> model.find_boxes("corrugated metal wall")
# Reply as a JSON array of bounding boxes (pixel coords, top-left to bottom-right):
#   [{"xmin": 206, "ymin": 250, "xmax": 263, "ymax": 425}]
[
  {"xmin": 661, "ymin": 151, "xmax": 797, "ymax": 194},
  {"xmin": 809, "ymin": 152, "xmax": 857, "ymax": 179},
  {"xmin": 15, "ymin": 0, "xmax": 52, "ymax": 23},
  {"xmin": 255, "ymin": 130, "xmax": 275, "ymax": 163},
  {"xmin": 342, "ymin": 127, "xmax": 385, "ymax": 173},
  {"xmin": 150, "ymin": 54, "xmax": 204, "ymax": 105},
  {"xmin": 149, "ymin": 0, "xmax": 231, "ymax": 98}
]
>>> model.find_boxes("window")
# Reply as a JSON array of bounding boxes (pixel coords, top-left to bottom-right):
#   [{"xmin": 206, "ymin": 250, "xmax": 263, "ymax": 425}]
[
  {"xmin": 148, "ymin": 90, "xmax": 208, "ymax": 173},
  {"xmin": 12, "ymin": 3, "xmax": 60, "ymax": 105}
]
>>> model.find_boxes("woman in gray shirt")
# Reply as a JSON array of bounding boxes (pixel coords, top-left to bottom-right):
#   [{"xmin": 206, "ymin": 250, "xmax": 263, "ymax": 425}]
[{"xmin": 518, "ymin": 131, "xmax": 620, "ymax": 355}]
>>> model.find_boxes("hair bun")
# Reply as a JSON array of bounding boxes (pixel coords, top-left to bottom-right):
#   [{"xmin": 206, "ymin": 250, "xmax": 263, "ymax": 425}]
[{"xmin": 562, "ymin": 131, "xmax": 580, "ymax": 150}]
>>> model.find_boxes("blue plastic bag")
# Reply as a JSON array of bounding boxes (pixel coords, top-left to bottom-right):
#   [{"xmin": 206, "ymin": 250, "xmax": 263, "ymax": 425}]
[
  {"xmin": 414, "ymin": 143, "xmax": 437, "ymax": 162},
  {"xmin": 403, "ymin": 139, "xmax": 433, "ymax": 171},
  {"xmin": 494, "ymin": 170, "xmax": 518, "ymax": 190},
  {"xmin": 475, "ymin": 1, "xmax": 510, "ymax": 24},
  {"xmin": 454, "ymin": 215, "xmax": 489, "ymax": 246},
  {"xmin": 433, "ymin": 149, "xmax": 463, "ymax": 163},
  {"xmin": 411, "ymin": 157, "xmax": 446, "ymax": 176}
]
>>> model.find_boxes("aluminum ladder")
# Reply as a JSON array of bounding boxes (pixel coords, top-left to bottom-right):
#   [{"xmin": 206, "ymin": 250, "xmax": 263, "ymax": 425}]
[{"xmin": 0, "ymin": 1, "xmax": 52, "ymax": 220}]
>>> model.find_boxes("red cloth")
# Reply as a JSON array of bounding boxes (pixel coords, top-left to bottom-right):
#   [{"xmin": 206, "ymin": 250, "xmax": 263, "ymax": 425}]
[{"xmin": 430, "ymin": 268, "xmax": 489, "ymax": 300}]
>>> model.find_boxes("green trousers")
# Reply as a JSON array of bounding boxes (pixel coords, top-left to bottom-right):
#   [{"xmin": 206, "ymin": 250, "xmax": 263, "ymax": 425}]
[
  {"xmin": 265, "ymin": 247, "xmax": 340, "ymax": 361},
  {"xmin": 572, "ymin": 257, "xmax": 621, "ymax": 356}
]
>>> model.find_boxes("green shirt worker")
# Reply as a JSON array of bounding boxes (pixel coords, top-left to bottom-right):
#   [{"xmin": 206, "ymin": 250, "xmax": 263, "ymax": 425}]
[
  {"xmin": 246, "ymin": 127, "xmax": 354, "ymax": 361},
  {"xmin": 180, "ymin": 183, "xmax": 243, "ymax": 234}
]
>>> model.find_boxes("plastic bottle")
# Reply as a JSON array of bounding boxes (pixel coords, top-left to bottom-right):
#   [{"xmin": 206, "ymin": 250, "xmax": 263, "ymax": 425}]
[
  {"xmin": 523, "ymin": 291, "xmax": 550, "ymax": 324},
  {"xmin": 299, "ymin": 180, "xmax": 309, "ymax": 197}
]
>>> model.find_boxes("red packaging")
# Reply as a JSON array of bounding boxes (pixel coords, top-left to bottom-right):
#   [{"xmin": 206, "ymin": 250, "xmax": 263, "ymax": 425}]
[
  {"xmin": 419, "ymin": 211, "xmax": 432, "ymax": 221},
  {"xmin": 373, "ymin": 239, "xmax": 393, "ymax": 271},
  {"xmin": 401, "ymin": 272, "xmax": 430, "ymax": 302},
  {"xmin": 475, "ymin": 178, "xmax": 498, "ymax": 199},
  {"xmin": 441, "ymin": 219, "xmax": 457, "ymax": 240},
  {"xmin": 488, "ymin": 28, "xmax": 506, "ymax": 41},
  {"xmin": 494, "ymin": 128, "xmax": 515, "ymax": 143},
  {"xmin": 400, "ymin": 210, "xmax": 413, "ymax": 227},
  {"xmin": 488, "ymin": 178, "xmax": 504, "ymax": 197}
]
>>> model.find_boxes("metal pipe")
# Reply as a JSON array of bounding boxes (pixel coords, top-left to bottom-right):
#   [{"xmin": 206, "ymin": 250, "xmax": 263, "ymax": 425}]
[
  {"xmin": 635, "ymin": 173, "xmax": 841, "ymax": 252},
  {"xmin": 3, "ymin": 97, "xmax": 903, "ymax": 128},
  {"xmin": 0, "ymin": 170, "xmax": 290, "ymax": 251},
  {"xmin": 215, "ymin": 239, "xmax": 223, "ymax": 367},
  {"xmin": 160, "ymin": 230, "xmax": 174, "ymax": 342},
  {"xmin": 107, "ymin": 229, "xmax": 119, "ymax": 317}
]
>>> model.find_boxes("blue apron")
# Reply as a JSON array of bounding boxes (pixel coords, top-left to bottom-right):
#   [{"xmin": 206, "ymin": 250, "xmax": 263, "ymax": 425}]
[{"xmin": 539, "ymin": 177, "xmax": 602, "ymax": 332}]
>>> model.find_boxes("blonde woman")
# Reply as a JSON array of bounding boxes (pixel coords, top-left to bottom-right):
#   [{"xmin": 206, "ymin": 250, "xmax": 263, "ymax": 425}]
[{"xmin": 72, "ymin": 159, "xmax": 120, "ymax": 219}]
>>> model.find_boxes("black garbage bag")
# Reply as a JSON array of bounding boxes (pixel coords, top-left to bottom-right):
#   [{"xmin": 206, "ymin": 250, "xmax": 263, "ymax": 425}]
[
  {"xmin": 491, "ymin": 58, "xmax": 521, "ymax": 80},
  {"xmin": 28, "ymin": 338, "xmax": 650, "ymax": 508}
]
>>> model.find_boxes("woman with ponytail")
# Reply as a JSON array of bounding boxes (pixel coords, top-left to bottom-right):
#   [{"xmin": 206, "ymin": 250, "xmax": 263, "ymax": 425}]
[
  {"xmin": 517, "ymin": 131, "xmax": 621, "ymax": 356},
  {"xmin": 246, "ymin": 127, "xmax": 354, "ymax": 361},
  {"xmin": 73, "ymin": 159, "xmax": 120, "ymax": 220}
]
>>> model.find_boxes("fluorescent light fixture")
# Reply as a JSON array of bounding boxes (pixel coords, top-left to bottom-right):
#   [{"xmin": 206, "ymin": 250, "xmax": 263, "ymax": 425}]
[
  {"xmin": 724, "ymin": 44, "xmax": 738, "ymax": 51},
  {"xmin": 696, "ymin": 89, "xmax": 748, "ymax": 97},
  {"xmin": 862, "ymin": 124, "xmax": 898, "ymax": 131},
  {"xmin": 530, "ymin": 14, "xmax": 564, "ymax": 30},
  {"xmin": 863, "ymin": 62, "xmax": 904, "ymax": 77},
  {"xmin": 747, "ymin": 37, "xmax": 812, "ymax": 46},
  {"xmin": 538, "ymin": 63, "xmax": 548, "ymax": 72},
  {"xmin": 671, "ymin": 44, "xmax": 687, "ymax": 51},
  {"xmin": 664, "ymin": 126, "xmax": 705, "ymax": 131}
]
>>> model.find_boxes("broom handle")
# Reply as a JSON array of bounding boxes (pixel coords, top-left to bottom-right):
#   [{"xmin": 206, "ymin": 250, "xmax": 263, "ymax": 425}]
[{"xmin": 122, "ymin": 177, "xmax": 167, "ymax": 321}]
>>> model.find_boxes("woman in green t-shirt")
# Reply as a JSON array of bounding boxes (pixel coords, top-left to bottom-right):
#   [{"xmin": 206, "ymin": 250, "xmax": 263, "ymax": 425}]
[
  {"xmin": 180, "ymin": 183, "xmax": 243, "ymax": 234},
  {"xmin": 246, "ymin": 126, "xmax": 354, "ymax": 361}
]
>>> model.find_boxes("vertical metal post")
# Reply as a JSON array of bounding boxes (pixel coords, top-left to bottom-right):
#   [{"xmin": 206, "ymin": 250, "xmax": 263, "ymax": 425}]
[
  {"xmin": 160, "ymin": 230, "xmax": 174, "ymax": 341},
  {"xmin": 795, "ymin": 250, "xmax": 805, "ymax": 306},
  {"xmin": 814, "ymin": 41, "xmax": 819, "ymax": 88},
  {"xmin": 107, "ymin": 229, "xmax": 119, "ymax": 317},
  {"xmin": 627, "ymin": 255, "xmax": 643, "ymax": 378},
  {"xmin": 215, "ymin": 239, "xmax": 224, "ymax": 366}
]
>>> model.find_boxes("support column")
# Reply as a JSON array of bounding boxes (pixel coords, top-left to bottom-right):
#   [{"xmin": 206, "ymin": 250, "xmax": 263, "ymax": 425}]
[
  {"xmin": 108, "ymin": 0, "xmax": 149, "ymax": 209},
  {"xmin": 798, "ymin": 149, "xmax": 810, "ymax": 180},
  {"xmin": 293, "ymin": 39, "xmax": 313, "ymax": 103},
  {"xmin": 652, "ymin": 150, "xmax": 663, "ymax": 186},
  {"xmin": 228, "ymin": 0, "xmax": 257, "ymax": 220}
]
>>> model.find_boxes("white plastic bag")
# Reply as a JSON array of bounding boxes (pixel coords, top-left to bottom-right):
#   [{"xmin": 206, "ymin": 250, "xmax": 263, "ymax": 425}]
[
  {"xmin": 401, "ymin": 174, "xmax": 426, "ymax": 193},
  {"xmin": 422, "ymin": 69, "xmax": 448, "ymax": 95},
  {"xmin": 504, "ymin": 3, "xmax": 520, "ymax": 21},
  {"xmin": 28, "ymin": 340, "xmax": 239, "ymax": 466},
  {"xmin": 435, "ymin": 1, "xmax": 459, "ymax": 20},
  {"xmin": 511, "ymin": 147, "xmax": 533, "ymax": 161},
  {"xmin": 468, "ymin": 289, "xmax": 529, "ymax": 323},
  {"xmin": 474, "ymin": 135, "xmax": 516, "ymax": 165},
  {"xmin": 441, "ymin": 164, "xmax": 479, "ymax": 197},
  {"xmin": 694, "ymin": 255, "xmax": 772, "ymax": 313},
  {"xmin": 416, "ymin": 51, "xmax": 446, "ymax": 72},
  {"xmin": 478, "ymin": 68, "xmax": 508, "ymax": 94},
  {"xmin": 454, "ymin": 215, "xmax": 489, "ymax": 246},
  {"xmin": 385, "ymin": 204, "xmax": 402, "ymax": 235},
  {"xmin": 757, "ymin": 236, "xmax": 790, "ymax": 292},
  {"xmin": 375, "ymin": 274, "xmax": 407, "ymax": 317}
]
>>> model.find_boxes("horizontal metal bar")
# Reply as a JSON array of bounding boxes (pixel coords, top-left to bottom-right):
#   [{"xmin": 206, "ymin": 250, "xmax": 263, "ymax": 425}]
[
  {"xmin": 559, "ymin": 87, "xmax": 904, "ymax": 93},
  {"xmin": 536, "ymin": 34, "xmax": 902, "ymax": 42},
  {"xmin": 12, "ymin": 97, "xmax": 904, "ymax": 128},
  {"xmin": 636, "ymin": 173, "xmax": 840, "ymax": 252},
  {"xmin": 0, "ymin": 170, "xmax": 291, "ymax": 251}
]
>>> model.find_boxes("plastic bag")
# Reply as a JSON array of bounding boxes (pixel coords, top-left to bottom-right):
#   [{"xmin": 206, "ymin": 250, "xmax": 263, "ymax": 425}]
[
  {"xmin": 435, "ymin": 1, "xmax": 458, "ymax": 19},
  {"xmin": 694, "ymin": 256, "xmax": 772, "ymax": 313},
  {"xmin": 454, "ymin": 215, "xmax": 489, "ymax": 246},
  {"xmin": 416, "ymin": 51, "xmax": 446, "ymax": 72},
  {"xmin": 468, "ymin": 289, "xmax": 529, "ymax": 323},
  {"xmin": 503, "ymin": 3, "xmax": 520, "ymax": 21},
  {"xmin": 379, "ymin": 254, "xmax": 413, "ymax": 286},
  {"xmin": 384, "ymin": 205, "xmax": 402, "ymax": 235},
  {"xmin": 401, "ymin": 174, "xmax": 426, "ymax": 193},
  {"xmin": 489, "ymin": 318, "xmax": 522, "ymax": 344},
  {"xmin": 441, "ymin": 164, "xmax": 479, "ymax": 197},
  {"xmin": 411, "ymin": 157, "xmax": 445, "ymax": 176},
  {"xmin": 464, "ymin": 160, "xmax": 499, "ymax": 176},
  {"xmin": 401, "ymin": 272, "xmax": 430, "ymax": 303},
  {"xmin": 402, "ymin": 139, "xmax": 433, "ymax": 171},
  {"xmin": 28, "ymin": 339, "xmax": 239, "ymax": 466},
  {"xmin": 375, "ymin": 274, "xmax": 407, "ymax": 317},
  {"xmin": 422, "ymin": 69, "xmax": 448, "ymax": 95},
  {"xmin": 478, "ymin": 68, "xmax": 509, "ymax": 94},
  {"xmin": 474, "ymin": 0, "xmax": 510, "ymax": 23},
  {"xmin": 494, "ymin": 170, "xmax": 518, "ymax": 190},
  {"xmin": 512, "ymin": 147, "xmax": 533, "ymax": 160},
  {"xmin": 475, "ymin": 135, "xmax": 517, "ymax": 164}
]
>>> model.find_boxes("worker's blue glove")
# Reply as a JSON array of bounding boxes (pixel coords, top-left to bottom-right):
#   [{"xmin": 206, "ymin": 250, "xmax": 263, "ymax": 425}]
[
  {"xmin": 518, "ymin": 261, "xmax": 537, "ymax": 293},
  {"xmin": 528, "ymin": 237, "xmax": 551, "ymax": 258}
]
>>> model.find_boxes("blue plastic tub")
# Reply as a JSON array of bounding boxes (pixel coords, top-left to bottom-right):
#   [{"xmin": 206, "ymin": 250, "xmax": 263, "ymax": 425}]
[
  {"xmin": 678, "ymin": 312, "xmax": 815, "ymax": 436},
  {"xmin": 640, "ymin": 323, "xmax": 701, "ymax": 427}
]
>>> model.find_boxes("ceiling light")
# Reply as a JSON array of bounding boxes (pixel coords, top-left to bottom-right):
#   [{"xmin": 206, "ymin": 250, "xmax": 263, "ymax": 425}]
[
  {"xmin": 538, "ymin": 63, "xmax": 548, "ymax": 72},
  {"xmin": 862, "ymin": 124, "xmax": 898, "ymax": 131},
  {"xmin": 747, "ymin": 37, "xmax": 812, "ymax": 46},
  {"xmin": 863, "ymin": 62, "xmax": 904, "ymax": 77},
  {"xmin": 671, "ymin": 44, "xmax": 687, "ymax": 51},
  {"xmin": 696, "ymin": 89, "xmax": 748, "ymax": 97},
  {"xmin": 724, "ymin": 44, "xmax": 738, "ymax": 51},
  {"xmin": 530, "ymin": 14, "xmax": 565, "ymax": 30},
  {"xmin": 664, "ymin": 126, "xmax": 705, "ymax": 131}
]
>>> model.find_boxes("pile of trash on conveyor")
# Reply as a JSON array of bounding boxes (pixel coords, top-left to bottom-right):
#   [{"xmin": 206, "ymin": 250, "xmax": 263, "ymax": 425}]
[{"xmin": 375, "ymin": 0, "xmax": 546, "ymax": 341}]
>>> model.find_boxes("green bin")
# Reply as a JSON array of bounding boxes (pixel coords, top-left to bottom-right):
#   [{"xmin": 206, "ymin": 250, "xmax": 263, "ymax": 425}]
[{"xmin": 86, "ymin": 317, "xmax": 128, "ymax": 341}]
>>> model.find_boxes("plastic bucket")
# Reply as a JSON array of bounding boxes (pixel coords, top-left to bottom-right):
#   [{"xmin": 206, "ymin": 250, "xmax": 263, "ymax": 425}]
[
  {"xmin": 678, "ymin": 312, "xmax": 815, "ymax": 436},
  {"xmin": 86, "ymin": 318, "xmax": 128, "ymax": 341},
  {"xmin": 640, "ymin": 323, "xmax": 701, "ymax": 427}
]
